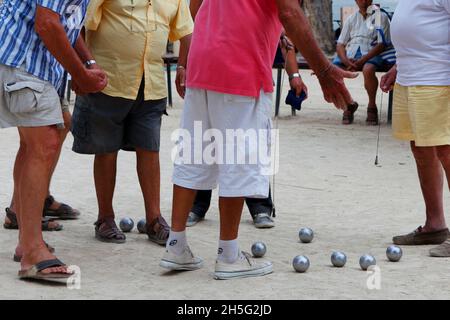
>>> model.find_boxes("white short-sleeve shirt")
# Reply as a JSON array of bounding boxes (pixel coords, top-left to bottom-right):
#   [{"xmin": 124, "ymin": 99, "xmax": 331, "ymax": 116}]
[
  {"xmin": 391, "ymin": 0, "xmax": 450, "ymax": 86},
  {"xmin": 337, "ymin": 9, "xmax": 391, "ymax": 58}
]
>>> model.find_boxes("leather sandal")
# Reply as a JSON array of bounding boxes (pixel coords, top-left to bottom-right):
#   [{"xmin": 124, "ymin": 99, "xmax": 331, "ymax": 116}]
[{"xmin": 146, "ymin": 215, "xmax": 170, "ymax": 245}]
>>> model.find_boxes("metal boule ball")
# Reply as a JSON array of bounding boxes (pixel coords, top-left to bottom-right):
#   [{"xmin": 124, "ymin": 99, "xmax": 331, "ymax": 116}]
[
  {"xmin": 298, "ymin": 227, "xmax": 314, "ymax": 243},
  {"xmin": 386, "ymin": 245, "xmax": 402, "ymax": 262},
  {"xmin": 251, "ymin": 242, "xmax": 267, "ymax": 258},
  {"xmin": 119, "ymin": 217, "xmax": 134, "ymax": 233},
  {"xmin": 137, "ymin": 219, "xmax": 147, "ymax": 234},
  {"xmin": 331, "ymin": 251, "xmax": 347, "ymax": 268},
  {"xmin": 359, "ymin": 254, "xmax": 376, "ymax": 270},
  {"xmin": 293, "ymin": 255, "xmax": 310, "ymax": 273}
]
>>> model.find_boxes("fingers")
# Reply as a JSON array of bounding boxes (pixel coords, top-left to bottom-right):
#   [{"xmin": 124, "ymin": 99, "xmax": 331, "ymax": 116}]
[
  {"xmin": 331, "ymin": 92, "xmax": 347, "ymax": 110},
  {"xmin": 340, "ymin": 69, "xmax": 359, "ymax": 79}
]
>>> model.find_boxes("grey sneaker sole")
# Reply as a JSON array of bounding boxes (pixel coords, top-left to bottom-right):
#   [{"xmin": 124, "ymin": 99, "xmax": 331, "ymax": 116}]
[
  {"xmin": 159, "ymin": 259, "xmax": 203, "ymax": 271},
  {"xmin": 254, "ymin": 222, "xmax": 275, "ymax": 229},
  {"xmin": 214, "ymin": 264, "xmax": 273, "ymax": 280}
]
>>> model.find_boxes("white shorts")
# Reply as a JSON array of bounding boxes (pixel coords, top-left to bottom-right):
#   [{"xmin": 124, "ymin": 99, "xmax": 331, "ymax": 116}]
[{"xmin": 172, "ymin": 88, "xmax": 274, "ymax": 198}]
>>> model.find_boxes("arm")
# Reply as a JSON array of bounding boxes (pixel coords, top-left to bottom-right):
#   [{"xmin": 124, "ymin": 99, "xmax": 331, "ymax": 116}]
[
  {"xmin": 35, "ymin": 6, "xmax": 106, "ymax": 93},
  {"xmin": 74, "ymin": 28, "xmax": 95, "ymax": 65},
  {"xmin": 190, "ymin": 0, "xmax": 203, "ymax": 20},
  {"xmin": 355, "ymin": 43, "xmax": 385, "ymax": 69},
  {"xmin": 275, "ymin": 0, "xmax": 357, "ymax": 109},
  {"xmin": 380, "ymin": 64, "xmax": 397, "ymax": 92},
  {"xmin": 175, "ymin": 34, "xmax": 192, "ymax": 98},
  {"xmin": 283, "ymin": 41, "xmax": 308, "ymax": 98},
  {"xmin": 336, "ymin": 44, "xmax": 357, "ymax": 70}
]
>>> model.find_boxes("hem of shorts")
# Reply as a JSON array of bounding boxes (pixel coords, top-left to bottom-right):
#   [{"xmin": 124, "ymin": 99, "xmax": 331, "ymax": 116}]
[
  {"xmin": 0, "ymin": 119, "xmax": 63, "ymax": 129},
  {"xmin": 172, "ymin": 176, "xmax": 217, "ymax": 191},
  {"xmin": 218, "ymin": 187, "xmax": 268, "ymax": 198},
  {"xmin": 393, "ymin": 133, "xmax": 450, "ymax": 147},
  {"xmin": 72, "ymin": 144, "xmax": 121, "ymax": 155}
]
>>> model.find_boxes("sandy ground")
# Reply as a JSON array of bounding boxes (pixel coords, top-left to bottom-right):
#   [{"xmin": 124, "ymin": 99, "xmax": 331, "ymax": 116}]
[{"xmin": 0, "ymin": 70, "xmax": 449, "ymax": 300}]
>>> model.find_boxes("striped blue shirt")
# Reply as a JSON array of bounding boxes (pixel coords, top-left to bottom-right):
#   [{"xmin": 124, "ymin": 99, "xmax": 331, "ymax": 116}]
[{"xmin": 0, "ymin": 0, "xmax": 88, "ymax": 93}]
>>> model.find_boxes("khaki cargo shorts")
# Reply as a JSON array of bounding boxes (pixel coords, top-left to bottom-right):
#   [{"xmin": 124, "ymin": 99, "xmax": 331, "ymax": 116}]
[{"xmin": 0, "ymin": 63, "xmax": 64, "ymax": 129}]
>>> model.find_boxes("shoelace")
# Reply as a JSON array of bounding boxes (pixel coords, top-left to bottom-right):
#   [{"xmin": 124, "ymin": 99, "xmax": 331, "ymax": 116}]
[{"xmin": 240, "ymin": 251, "xmax": 253, "ymax": 265}]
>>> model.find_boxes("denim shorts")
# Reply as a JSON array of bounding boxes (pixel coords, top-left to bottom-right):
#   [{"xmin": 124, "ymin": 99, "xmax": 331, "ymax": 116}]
[
  {"xmin": 71, "ymin": 79, "xmax": 167, "ymax": 154},
  {"xmin": 333, "ymin": 54, "xmax": 388, "ymax": 71}
]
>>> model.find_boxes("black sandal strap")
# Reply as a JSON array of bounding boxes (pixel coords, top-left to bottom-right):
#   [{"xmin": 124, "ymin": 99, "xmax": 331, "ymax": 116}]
[{"xmin": 35, "ymin": 259, "xmax": 65, "ymax": 272}]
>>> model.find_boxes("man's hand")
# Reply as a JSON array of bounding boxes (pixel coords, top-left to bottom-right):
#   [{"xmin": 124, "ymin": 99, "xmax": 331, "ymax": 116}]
[
  {"xmin": 353, "ymin": 57, "xmax": 367, "ymax": 71},
  {"xmin": 380, "ymin": 65, "xmax": 397, "ymax": 93},
  {"xmin": 317, "ymin": 65, "xmax": 358, "ymax": 110},
  {"xmin": 72, "ymin": 68, "xmax": 107, "ymax": 95},
  {"xmin": 344, "ymin": 58, "xmax": 359, "ymax": 71},
  {"xmin": 175, "ymin": 66, "xmax": 187, "ymax": 99},
  {"xmin": 290, "ymin": 77, "xmax": 308, "ymax": 99}
]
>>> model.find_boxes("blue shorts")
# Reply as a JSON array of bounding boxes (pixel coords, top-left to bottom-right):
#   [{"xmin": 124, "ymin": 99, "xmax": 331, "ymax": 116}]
[{"xmin": 333, "ymin": 54, "xmax": 387, "ymax": 70}]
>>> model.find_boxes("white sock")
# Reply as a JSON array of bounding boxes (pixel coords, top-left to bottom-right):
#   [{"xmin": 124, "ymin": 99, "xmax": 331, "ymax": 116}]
[
  {"xmin": 166, "ymin": 230, "xmax": 187, "ymax": 255},
  {"xmin": 217, "ymin": 239, "xmax": 239, "ymax": 263}
]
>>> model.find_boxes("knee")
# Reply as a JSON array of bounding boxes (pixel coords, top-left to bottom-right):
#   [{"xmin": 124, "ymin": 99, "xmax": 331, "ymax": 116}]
[
  {"xmin": 28, "ymin": 134, "xmax": 60, "ymax": 163},
  {"xmin": 363, "ymin": 64, "xmax": 376, "ymax": 78}
]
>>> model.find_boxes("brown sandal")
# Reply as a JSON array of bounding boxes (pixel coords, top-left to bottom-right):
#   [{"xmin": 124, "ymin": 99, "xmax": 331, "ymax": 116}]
[
  {"xmin": 94, "ymin": 218, "xmax": 126, "ymax": 244},
  {"xmin": 366, "ymin": 107, "xmax": 379, "ymax": 125},
  {"xmin": 146, "ymin": 216, "xmax": 170, "ymax": 245},
  {"xmin": 342, "ymin": 102, "xmax": 359, "ymax": 125}
]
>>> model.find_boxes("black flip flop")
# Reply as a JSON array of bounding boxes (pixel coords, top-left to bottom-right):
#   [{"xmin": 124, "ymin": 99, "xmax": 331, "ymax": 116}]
[{"xmin": 18, "ymin": 258, "xmax": 73, "ymax": 283}]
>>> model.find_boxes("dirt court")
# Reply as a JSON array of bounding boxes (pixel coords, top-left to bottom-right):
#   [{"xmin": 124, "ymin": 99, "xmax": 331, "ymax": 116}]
[{"xmin": 0, "ymin": 70, "xmax": 449, "ymax": 300}]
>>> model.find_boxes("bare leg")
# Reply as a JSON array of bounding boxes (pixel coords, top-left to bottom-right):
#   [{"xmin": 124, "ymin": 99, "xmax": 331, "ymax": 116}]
[
  {"xmin": 94, "ymin": 152, "xmax": 118, "ymax": 220},
  {"xmin": 219, "ymin": 197, "xmax": 245, "ymax": 240},
  {"xmin": 136, "ymin": 148, "xmax": 162, "ymax": 222},
  {"xmin": 18, "ymin": 126, "xmax": 68, "ymax": 274},
  {"xmin": 171, "ymin": 185, "xmax": 197, "ymax": 232},
  {"xmin": 363, "ymin": 63, "xmax": 379, "ymax": 109},
  {"xmin": 8, "ymin": 112, "xmax": 70, "ymax": 223},
  {"xmin": 411, "ymin": 142, "xmax": 446, "ymax": 231},
  {"xmin": 436, "ymin": 145, "xmax": 450, "ymax": 190}
]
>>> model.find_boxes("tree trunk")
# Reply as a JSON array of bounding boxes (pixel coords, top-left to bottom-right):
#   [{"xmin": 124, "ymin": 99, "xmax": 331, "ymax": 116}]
[{"xmin": 302, "ymin": 0, "xmax": 335, "ymax": 56}]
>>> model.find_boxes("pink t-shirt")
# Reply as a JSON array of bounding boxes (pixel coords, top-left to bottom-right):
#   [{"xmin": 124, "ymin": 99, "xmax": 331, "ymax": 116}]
[{"xmin": 186, "ymin": 0, "xmax": 282, "ymax": 98}]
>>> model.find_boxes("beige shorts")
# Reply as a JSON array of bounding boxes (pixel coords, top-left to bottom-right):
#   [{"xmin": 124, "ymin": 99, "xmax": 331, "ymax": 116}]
[
  {"xmin": 392, "ymin": 84, "xmax": 450, "ymax": 147},
  {"xmin": 0, "ymin": 64, "xmax": 64, "ymax": 129}
]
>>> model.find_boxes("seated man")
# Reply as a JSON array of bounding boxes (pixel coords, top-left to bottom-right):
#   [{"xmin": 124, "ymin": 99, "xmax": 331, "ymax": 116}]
[{"xmin": 334, "ymin": 0, "xmax": 394, "ymax": 125}]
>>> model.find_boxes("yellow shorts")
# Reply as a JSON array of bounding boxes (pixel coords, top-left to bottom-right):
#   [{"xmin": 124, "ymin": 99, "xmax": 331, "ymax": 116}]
[{"xmin": 392, "ymin": 84, "xmax": 450, "ymax": 147}]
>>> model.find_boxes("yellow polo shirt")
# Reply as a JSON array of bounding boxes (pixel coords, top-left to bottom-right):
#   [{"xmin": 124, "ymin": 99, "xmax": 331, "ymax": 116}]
[{"xmin": 85, "ymin": 0, "xmax": 193, "ymax": 100}]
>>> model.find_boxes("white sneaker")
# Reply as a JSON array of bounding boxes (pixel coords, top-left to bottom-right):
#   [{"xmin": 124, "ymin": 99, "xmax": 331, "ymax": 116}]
[
  {"xmin": 214, "ymin": 251, "xmax": 273, "ymax": 280},
  {"xmin": 159, "ymin": 246, "xmax": 203, "ymax": 271}
]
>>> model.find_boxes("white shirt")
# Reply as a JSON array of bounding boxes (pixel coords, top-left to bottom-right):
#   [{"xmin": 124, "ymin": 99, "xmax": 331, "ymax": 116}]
[
  {"xmin": 338, "ymin": 9, "xmax": 391, "ymax": 58},
  {"xmin": 391, "ymin": 0, "xmax": 450, "ymax": 86}
]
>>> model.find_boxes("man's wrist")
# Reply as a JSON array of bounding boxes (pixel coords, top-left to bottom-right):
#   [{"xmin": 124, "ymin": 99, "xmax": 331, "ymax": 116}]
[
  {"xmin": 289, "ymin": 73, "xmax": 301, "ymax": 82},
  {"xmin": 85, "ymin": 59, "xmax": 97, "ymax": 68},
  {"xmin": 177, "ymin": 65, "xmax": 186, "ymax": 71},
  {"xmin": 314, "ymin": 63, "xmax": 333, "ymax": 79}
]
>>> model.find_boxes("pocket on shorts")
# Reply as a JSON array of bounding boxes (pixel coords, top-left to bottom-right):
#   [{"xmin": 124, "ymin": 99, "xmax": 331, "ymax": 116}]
[{"xmin": 3, "ymin": 80, "xmax": 45, "ymax": 114}]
